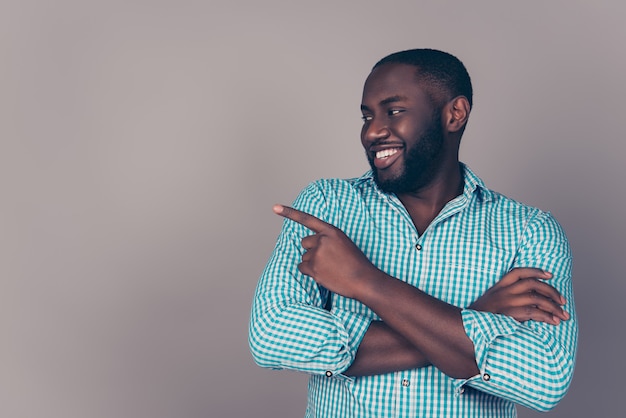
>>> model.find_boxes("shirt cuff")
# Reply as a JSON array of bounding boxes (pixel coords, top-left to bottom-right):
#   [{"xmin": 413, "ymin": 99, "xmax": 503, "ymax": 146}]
[
  {"xmin": 325, "ymin": 307, "xmax": 372, "ymax": 381},
  {"xmin": 452, "ymin": 309, "xmax": 521, "ymax": 393}
]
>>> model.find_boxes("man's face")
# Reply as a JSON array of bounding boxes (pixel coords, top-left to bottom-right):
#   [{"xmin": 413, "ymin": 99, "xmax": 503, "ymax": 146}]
[{"xmin": 360, "ymin": 63, "xmax": 445, "ymax": 194}]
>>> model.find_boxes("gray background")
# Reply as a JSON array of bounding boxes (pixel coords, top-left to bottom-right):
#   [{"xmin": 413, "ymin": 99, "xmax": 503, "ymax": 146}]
[{"xmin": 2, "ymin": 1, "xmax": 624, "ymax": 417}]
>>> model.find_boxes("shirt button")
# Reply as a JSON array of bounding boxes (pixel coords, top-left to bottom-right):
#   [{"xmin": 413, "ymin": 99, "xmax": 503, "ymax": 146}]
[
  {"xmin": 325, "ymin": 371, "xmax": 333, "ymax": 377},
  {"xmin": 401, "ymin": 379, "xmax": 410, "ymax": 387},
  {"xmin": 458, "ymin": 387, "xmax": 465, "ymax": 395},
  {"xmin": 415, "ymin": 244, "xmax": 422, "ymax": 251},
  {"xmin": 482, "ymin": 373, "xmax": 491, "ymax": 382}
]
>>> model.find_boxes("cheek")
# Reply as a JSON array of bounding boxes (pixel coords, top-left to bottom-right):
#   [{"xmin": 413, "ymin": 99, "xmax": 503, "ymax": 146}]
[{"xmin": 391, "ymin": 120, "xmax": 418, "ymax": 141}]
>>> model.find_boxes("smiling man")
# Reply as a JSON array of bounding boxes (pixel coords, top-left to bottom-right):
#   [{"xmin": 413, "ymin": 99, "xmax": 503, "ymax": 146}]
[{"xmin": 249, "ymin": 49, "xmax": 577, "ymax": 417}]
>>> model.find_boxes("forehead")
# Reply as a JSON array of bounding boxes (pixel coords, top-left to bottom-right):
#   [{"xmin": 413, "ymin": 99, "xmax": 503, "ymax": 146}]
[{"xmin": 362, "ymin": 63, "xmax": 429, "ymax": 105}]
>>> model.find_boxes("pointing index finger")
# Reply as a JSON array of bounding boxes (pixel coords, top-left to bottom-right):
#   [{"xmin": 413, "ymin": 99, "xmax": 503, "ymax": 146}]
[{"xmin": 273, "ymin": 204, "xmax": 331, "ymax": 233}]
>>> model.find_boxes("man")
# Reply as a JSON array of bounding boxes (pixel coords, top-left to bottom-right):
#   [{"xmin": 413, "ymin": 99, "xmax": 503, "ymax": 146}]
[{"xmin": 249, "ymin": 49, "xmax": 577, "ymax": 417}]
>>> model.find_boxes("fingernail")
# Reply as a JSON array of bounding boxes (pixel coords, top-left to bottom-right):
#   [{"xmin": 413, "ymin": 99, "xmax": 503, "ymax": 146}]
[{"xmin": 273, "ymin": 204, "xmax": 284, "ymax": 214}]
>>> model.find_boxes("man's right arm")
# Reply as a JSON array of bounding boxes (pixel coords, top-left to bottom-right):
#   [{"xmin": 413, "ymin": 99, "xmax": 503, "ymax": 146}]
[{"xmin": 249, "ymin": 186, "xmax": 372, "ymax": 378}]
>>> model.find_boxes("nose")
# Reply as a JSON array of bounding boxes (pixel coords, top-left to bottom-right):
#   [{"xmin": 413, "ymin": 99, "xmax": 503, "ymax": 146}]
[{"xmin": 361, "ymin": 118, "xmax": 390, "ymax": 144}]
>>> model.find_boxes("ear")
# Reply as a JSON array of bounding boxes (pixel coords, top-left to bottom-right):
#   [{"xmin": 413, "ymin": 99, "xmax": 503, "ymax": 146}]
[{"xmin": 444, "ymin": 96, "xmax": 470, "ymax": 134}]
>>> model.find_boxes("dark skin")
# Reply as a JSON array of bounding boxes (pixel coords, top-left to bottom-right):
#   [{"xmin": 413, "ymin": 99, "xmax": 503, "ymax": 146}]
[{"xmin": 273, "ymin": 63, "xmax": 569, "ymax": 379}]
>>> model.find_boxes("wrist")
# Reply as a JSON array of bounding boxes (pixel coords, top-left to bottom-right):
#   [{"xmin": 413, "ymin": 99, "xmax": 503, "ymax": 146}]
[{"xmin": 354, "ymin": 267, "xmax": 392, "ymax": 305}]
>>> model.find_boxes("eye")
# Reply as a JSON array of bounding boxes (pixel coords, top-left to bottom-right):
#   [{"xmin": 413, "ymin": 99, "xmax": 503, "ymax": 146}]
[
  {"xmin": 388, "ymin": 109, "xmax": 404, "ymax": 116},
  {"xmin": 361, "ymin": 115, "xmax": 373, "ymax": 122}
]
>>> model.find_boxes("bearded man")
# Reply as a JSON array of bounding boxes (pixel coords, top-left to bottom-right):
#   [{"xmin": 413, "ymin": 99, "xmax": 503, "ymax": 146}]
[{"xmin": 249, "ymin": 48, "xmax": 577, "ymax": 418}]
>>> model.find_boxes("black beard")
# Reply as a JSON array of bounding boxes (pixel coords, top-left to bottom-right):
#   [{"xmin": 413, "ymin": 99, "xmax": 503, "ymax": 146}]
[{"xmin": 369, "ymin": 113, "xmax": 445, "ymax": 194}]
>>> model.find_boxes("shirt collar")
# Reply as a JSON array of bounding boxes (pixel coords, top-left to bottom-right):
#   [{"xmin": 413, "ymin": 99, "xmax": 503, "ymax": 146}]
[
  {"xmin": 356, "ymin": 163, "xmax": 495, "ymax": 203},
  {"xmin": 460, "ymin": 163, "xmax": 495, "ymax": 203}
]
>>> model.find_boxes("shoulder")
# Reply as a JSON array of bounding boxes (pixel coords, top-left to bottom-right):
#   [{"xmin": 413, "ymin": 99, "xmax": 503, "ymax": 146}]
[
  {"xmin": 292, "ymin": 173, "xmax": 374, "ymax": 210},
  {"xmin": 477, "ymin": 189, "xmax": 569, "ymax": 252},
  {"xmin": 464, "ymin": 164, "xmax": 568, "ymax": 240},
  {"xmin": 485, "ymin": 189, "xmax": 543, "ymax": 219},
  {"xmin": 489, "ymin": 190, "xmax": 564, "ymax": 234},
  {"xmin": 305, "ymin": 173, "xmax": 374, "ymax": 195},
  {"xmin": 288, "ymin": 173, "xmax": 376, "ymax": 228},
  {"xmin": 465, "ymin": 165, "xmax": 547, "ymax": 221}
]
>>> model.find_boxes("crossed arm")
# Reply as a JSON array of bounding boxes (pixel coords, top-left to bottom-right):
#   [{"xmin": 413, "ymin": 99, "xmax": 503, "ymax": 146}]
[
  {"xmin": 272, "ymin": 204, "xmax": 571, "ymax": 380},
  {"xmin": 250, "ymin": 200, "xmax": 575, "ymax": 411}
]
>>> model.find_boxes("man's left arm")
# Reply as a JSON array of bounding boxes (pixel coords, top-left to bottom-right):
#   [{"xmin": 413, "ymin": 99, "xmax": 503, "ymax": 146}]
[
  {"xmin": 274, "ymin": 204, "xmax": 577, "ymax": 410},
  {"xmin": 457, "ymin": 212, "xmax": 578, "ymax": 411}
]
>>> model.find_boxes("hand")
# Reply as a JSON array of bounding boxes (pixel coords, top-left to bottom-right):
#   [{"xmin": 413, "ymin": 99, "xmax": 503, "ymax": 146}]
[
  {"xmin": 273, "ymin": 204, "xmax": 381, "ymax": 299},
  {"xmin": 469, "ymin": 268, "xmax": 570, "ymax": 325}
]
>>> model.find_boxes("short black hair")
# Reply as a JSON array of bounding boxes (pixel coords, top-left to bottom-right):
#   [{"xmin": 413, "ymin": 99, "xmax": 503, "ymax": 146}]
[{"xmin": 374, "ymin": 48, "xmax": 473, "ymax": 109}]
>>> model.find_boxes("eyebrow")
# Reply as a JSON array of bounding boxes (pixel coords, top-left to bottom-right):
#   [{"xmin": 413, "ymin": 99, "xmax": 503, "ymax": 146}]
[{"xmin": 361, "ymin": 95, "xmax": 408, "ymax": 111}]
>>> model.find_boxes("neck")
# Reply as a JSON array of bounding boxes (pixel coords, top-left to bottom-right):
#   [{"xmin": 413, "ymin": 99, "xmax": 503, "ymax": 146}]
[{"xmin": 397, "ymin": 161, "xmax": 463, "ymax": 234}]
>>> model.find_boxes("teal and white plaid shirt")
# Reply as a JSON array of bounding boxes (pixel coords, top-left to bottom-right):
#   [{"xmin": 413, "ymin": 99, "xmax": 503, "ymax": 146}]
[{"xmin": 249, "ymin": 164, "xmax": 577, "ymax": 417}]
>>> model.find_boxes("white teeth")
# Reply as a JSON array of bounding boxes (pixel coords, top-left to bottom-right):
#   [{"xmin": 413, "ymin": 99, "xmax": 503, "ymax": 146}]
[{"xmin": 376, "ymin": 148, "xmax": 399, "ymax": 159}]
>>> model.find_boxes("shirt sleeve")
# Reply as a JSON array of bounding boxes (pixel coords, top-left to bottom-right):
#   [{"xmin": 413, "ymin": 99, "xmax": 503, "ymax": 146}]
[
  {"xmin": 454, "ymin": 211, "xmax": 578, "ymax": 412},
  {"xmin": 248, "ymin": 182, "xmax": 372, "ymax": 378}
]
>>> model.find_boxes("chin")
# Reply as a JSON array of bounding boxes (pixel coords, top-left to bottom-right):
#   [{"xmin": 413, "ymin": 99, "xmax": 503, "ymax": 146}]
[{"xmin": 373, "ymin": 172, "xmax": 406, "ymax": 194}]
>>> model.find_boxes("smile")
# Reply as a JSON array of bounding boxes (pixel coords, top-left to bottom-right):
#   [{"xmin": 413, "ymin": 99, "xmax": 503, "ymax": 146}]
[
  {"xmin": 376, "ymin": 148, "xmax": 399, "ymax": 159},
  {"xmin": 373, "ymin": 147, "xmax": 402, "ymax": 169}
]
